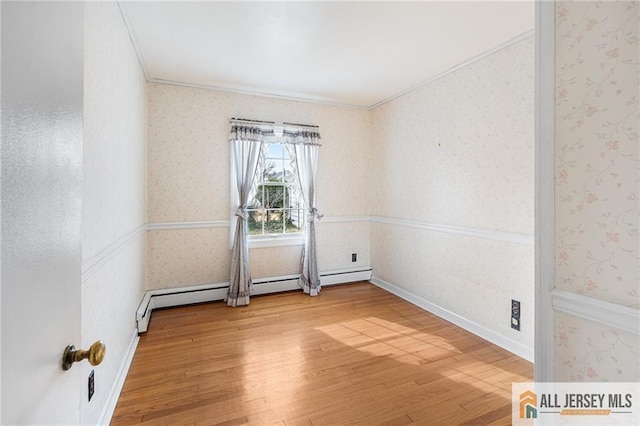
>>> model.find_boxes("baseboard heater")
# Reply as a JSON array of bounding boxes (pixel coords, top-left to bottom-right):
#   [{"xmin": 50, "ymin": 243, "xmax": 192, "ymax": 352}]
[{"xmin": 136, "ymin": 267, "xmax": 372, "ymax": 333}]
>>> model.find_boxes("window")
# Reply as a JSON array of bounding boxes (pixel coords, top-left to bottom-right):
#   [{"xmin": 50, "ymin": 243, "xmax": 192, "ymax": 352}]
[{"xmin": 246, "ymin": 143, "xmax": 305, "ymax": 242}]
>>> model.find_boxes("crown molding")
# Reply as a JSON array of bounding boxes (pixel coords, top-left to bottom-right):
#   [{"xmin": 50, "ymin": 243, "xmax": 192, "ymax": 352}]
[
  {"xmin": 369, "ymin": 29, "xmax": 535, "ymax": 110},
  {"xmin": 116, "ymin": 1, "xmax": 150, "ymax": 81},
  {"xmin": 147, "ymin": 78, "xmax": 372, "ymax": 110}
]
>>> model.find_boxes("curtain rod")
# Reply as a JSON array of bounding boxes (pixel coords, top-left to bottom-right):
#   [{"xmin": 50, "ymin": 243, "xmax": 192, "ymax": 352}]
[{"xmin": 230, "ymin": 117, "xmax": 319, "ymax": 129}]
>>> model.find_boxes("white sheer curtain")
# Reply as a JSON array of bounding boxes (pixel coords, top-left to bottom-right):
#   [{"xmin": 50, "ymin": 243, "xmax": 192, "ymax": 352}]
[
  {"xmin": 291, "ymin": 142, "xmax": 322, "ymax": 295},
  {"xmin": 227, "ymin": 127, "xmax": 264, "ymax": 307}
]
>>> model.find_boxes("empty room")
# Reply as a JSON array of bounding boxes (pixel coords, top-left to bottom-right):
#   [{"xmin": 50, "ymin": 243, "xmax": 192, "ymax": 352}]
[{"xmin": 1, "ymin": 1, "xmax": 638, "ymax": 425}]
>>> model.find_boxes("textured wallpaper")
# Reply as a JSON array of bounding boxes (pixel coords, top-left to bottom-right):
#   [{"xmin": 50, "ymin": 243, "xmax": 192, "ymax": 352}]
[
  {"xmin": 370, "ymin": 37, "xmax": 534, "ymax": 235},
  {"xmin": 369, "ymin": 36, "xmax": 535, "ymax": 354},
  {"xmin": 147, "ymin": 228, "xmax": 230, "ymax": 288},
  {"xmin": 147, "ymin": 83, "xmax": 372, "ymax": 289},
  {"xmin": 554, "ymin": 0, "xmax": 639, "ymax": 383},
  {"xmin": 82, "ymin": 3, "xmax": 148, "ymax": 424},
  {"xmin": 83, "ymin": 5, "xmax": 147, "ymax": 260},
  {"xmin": 555, "ymin": 0, "xmax": 639, "ymax": 308},
  {"xmin": 371, "ymin": 223, "xmax": 534, "ymax": 350},
  {"xmin": 556, "ymin": 312, "xmax": 639, "ymax": 382},
  {"xmin": 147, "ymin": 83, "xmax": 372, "ymax": 223}
]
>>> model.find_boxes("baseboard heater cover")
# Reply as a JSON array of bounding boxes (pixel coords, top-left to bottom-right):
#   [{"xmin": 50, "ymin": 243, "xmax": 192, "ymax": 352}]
[{"xmin": 136, "ymin": 267, "xmax": 372, "ymax": 333}]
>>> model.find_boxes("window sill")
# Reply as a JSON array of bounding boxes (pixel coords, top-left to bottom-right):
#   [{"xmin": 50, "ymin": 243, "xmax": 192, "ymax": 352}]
[{"xmin": 248, "ymin": 234, "xmax": 304, "ymax": 249}]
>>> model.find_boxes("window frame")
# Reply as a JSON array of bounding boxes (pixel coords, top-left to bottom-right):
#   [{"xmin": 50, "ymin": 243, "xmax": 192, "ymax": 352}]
[{"xmin": 229, "ymin": 141, "xmax": 305, "ymax": 249}]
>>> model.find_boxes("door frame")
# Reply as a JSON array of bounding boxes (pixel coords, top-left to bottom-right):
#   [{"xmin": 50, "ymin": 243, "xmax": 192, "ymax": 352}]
[{"xmin": 534, "ymin": 0, "xmax": 556, "ymax": 382}]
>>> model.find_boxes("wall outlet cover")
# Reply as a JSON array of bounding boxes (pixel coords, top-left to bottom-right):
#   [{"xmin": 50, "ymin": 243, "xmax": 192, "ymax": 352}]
[
  {"xmin": 88, "ymin": 370, "xmax": 95, "ymax": 402},
  {"xmin": 511, "ymin": 317, "xmax": 520, "ymax": 331},
  {"xmin": 511, "ymin": 300, "xmax": 521, "ymax": 331}
]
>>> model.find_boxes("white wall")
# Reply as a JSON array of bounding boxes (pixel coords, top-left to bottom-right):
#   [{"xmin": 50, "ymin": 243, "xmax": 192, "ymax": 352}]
[
  {"xmin": 81, "ymin": 2, "xmax": 147, "ymax": 423},
  {"xmin": 554, "ymin": 0, "xmax": 639, "ymax": 382},
  {"xmin": 146, "ymin": 83, "xmax": 371, "ymax": 289},
  {"xmin": 369, "ymin": 36, "xmax": 535, "ymax": 358}
]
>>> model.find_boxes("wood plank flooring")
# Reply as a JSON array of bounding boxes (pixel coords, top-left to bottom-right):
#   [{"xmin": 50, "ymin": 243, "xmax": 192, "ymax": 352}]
[{"xmin": 112, "ymin": 282, "xmax": 532, "ymax": 425}]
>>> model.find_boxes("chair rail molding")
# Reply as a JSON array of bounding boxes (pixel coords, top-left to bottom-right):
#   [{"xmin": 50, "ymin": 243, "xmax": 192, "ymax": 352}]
[
  {"xmin": 81, "ymin": 225, "xmax": 147, "ymax": 282},
  {"xmin": 370, "ymin": 215, "xmax": 533, "ymax": 246},
  {"xmin": 552, "ymin": 289, "xmax": 639, "ymax": 336}
]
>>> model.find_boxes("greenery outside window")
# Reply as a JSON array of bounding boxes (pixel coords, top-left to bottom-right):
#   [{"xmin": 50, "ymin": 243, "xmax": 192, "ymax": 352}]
[{"xmin": 246, "ymin": 143, "xmax": 304, "ymax": 239}]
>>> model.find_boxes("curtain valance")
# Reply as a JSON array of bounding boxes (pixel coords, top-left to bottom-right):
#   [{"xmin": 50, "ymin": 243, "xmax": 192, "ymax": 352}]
[{"xmin": 229, "ymin": 121, "xmax": 321, "ymax": 146}]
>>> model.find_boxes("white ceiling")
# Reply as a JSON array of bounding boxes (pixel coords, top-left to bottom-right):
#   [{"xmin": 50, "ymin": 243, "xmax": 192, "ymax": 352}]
[{"xmin": 121, "ymin": 1, "xmax": 534, "ymax": 108}]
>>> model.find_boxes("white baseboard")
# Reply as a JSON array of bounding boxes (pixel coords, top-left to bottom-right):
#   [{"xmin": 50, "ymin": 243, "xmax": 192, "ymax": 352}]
[
  {"xmin": 137, "ymin": 267, "xmax": 373, "ymax": 333},
  {"xmin": 97, "ymin": 329, "xmax": 139, "ymax": 426},
  {"xmin": 370, "ymin": 276, "xmax": 534, "ymax": 362}
]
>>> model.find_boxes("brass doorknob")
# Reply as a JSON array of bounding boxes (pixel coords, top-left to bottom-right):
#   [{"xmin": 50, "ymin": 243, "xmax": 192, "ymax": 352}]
[{"xmin": 62, "ymin": 341, "xmax": 106, "ymax": 371}]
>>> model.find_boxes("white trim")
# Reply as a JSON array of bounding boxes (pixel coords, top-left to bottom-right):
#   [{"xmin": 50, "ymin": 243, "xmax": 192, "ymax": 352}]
[
  {"xmin": 249, "ymin": 234, "xmax": 305, "ymax": 248},
  {"xmin": 369, "ymin": 30, "xmax": 535, "ymax": 110},
  {"xmin": 97, "ymin": 329, "xmax": 139, "ymax": 426},
  {"xmin": 116, "ymin": 1, "xmax": 150, "ymax": 81},
  {"xmin": 370, "ymin": 276, "xmax": 534, "ymax": 362},
  {"xmin": 370, "ymin": 216, "xmax": 533, "ymax": 246},
  {"xmin": 149, "ymin": 78, "xmax": 371, "ymax": 111},
  {"xmin": 320, "ymin": 216, "xmax": 370, "ymax": 224},
  {"xmin": 147, "ymin": 220, "xmax": 229, "ymax": 231},
  {"xmin": 148, "ymin": 216, "xmax": 368, "ymax": 232},
  {"xmin": 136, "ymin": 267, "xmax": 372, "ymax": 333},
  {"xmin": 552, "ymin": 289, "xmax": 640, "ymax": 336},
  {"xmin": 81, "ymin": 225, "xmax": 146, "ymax": 282},
  {"xmin": 535, "ymin": 0, "xmax": 556, "ymax": 383}
]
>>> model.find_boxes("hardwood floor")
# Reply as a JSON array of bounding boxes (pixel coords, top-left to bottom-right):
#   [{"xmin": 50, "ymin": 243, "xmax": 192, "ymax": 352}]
[{"xmin": 112, "ymin": 282, "xmax": 532, "ymax": 425}]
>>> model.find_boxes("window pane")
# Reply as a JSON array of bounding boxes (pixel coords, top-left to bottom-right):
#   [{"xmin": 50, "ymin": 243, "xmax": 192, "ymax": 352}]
[
  {"xmin": 265, "ymin": 185, "xmax": 284, "ymax": 209},
  {"xmin": 264, "ymin": 209, "xmax": 284, "ymax": 234},
  {"xmin": 245, "ymin": 143, "xmax": 305, "ymax": 239},
  {"xmin": 248, "ymin": 192, "xmax": 262, "ymax": 209},
  {"xmin": 288, "ymin": 187, "xmax": 303, "ymax": 208},
  {"xmin": 286, "ymin": 209, "xmax": 304, "ymax": 233},
  {"xmin": 266, "ymin": 143, "xmax": 284, "ymax": 159},
  {"xmin": 247, "ymin": 209, "xmax": 264, "ymax": 235},
  {"xmin": 263, "ymin": 159, "xmax": 283, "ymax": 182}
]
